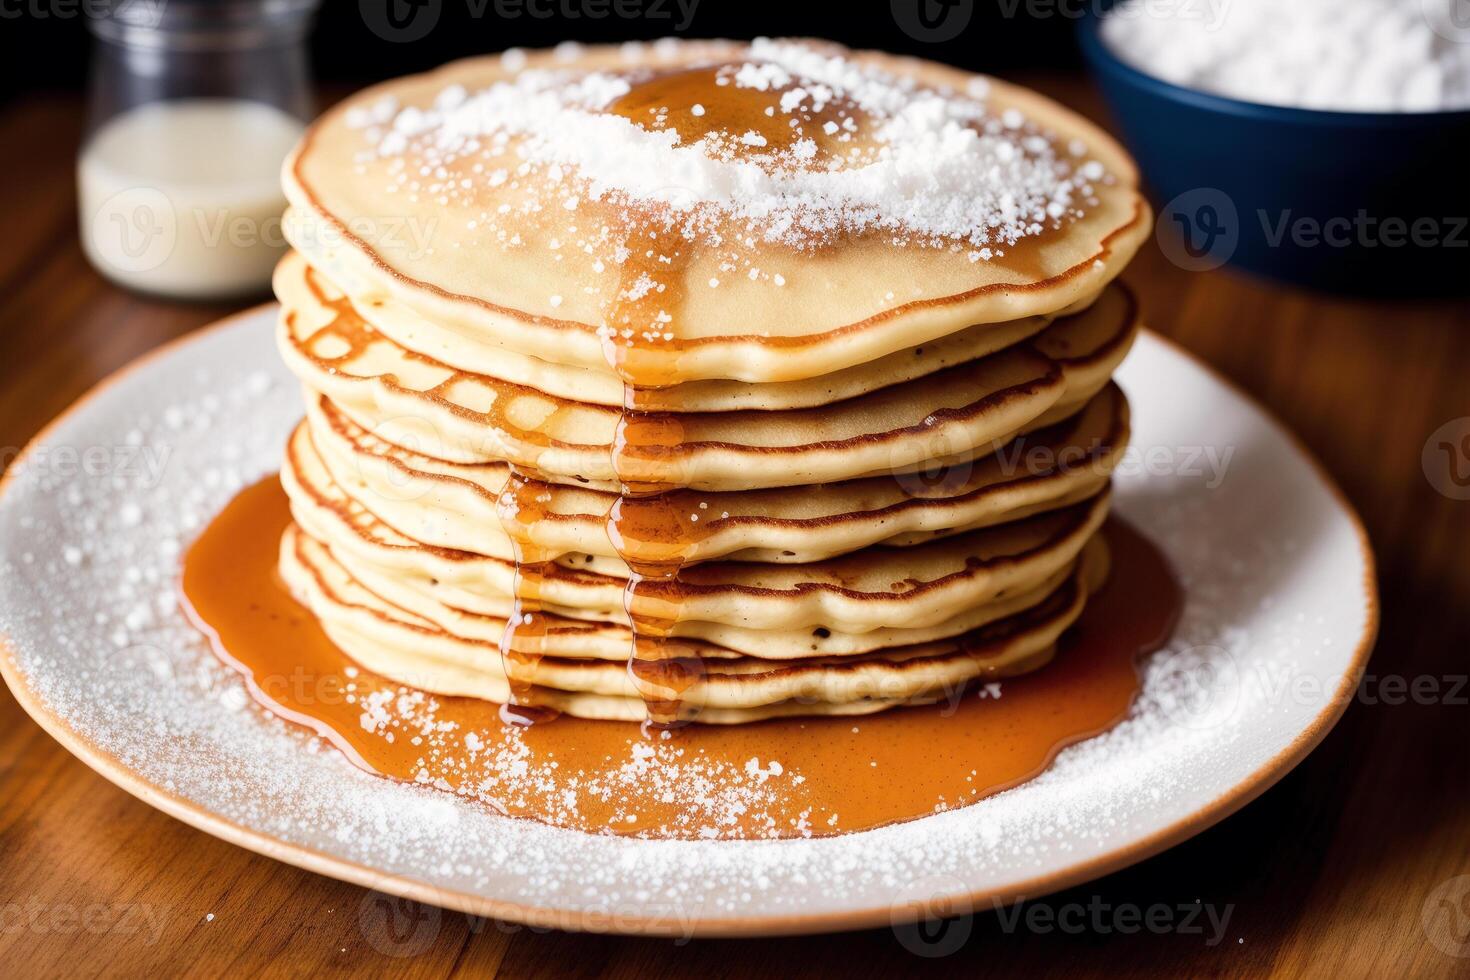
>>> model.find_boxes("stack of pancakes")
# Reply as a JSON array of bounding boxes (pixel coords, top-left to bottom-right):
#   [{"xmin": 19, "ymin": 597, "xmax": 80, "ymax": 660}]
[{"xmin": 273, "ymin": 39, "xmax": 1150, "ymax": 724}]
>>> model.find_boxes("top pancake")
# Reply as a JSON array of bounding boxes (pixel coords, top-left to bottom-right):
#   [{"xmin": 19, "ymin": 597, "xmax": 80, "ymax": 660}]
[{"xmin": 283, "ymin": 38, "xmax": 1150, "ymax": 386}]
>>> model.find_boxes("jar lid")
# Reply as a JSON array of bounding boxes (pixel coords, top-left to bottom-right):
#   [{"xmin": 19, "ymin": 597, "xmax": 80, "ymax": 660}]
[{"xmin": 88, "ymin": 0, "xmax": 321, "ymax": 50}]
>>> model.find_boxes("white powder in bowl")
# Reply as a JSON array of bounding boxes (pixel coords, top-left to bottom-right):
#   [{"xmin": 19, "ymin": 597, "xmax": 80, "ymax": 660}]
[{"xmin": 1100, "ymin": 0, "xmax": 1470, "ymax": 112}]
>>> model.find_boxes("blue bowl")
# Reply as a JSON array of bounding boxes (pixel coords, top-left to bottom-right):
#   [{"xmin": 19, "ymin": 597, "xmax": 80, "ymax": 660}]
[{"xmin": 1077, "ymin": 9, "xmax": 1470, "ymax": 295}]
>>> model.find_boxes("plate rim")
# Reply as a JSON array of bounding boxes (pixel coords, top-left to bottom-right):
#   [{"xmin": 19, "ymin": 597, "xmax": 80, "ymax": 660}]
[{"xmin": 0, "ymin": 304, "xmax": 1380, "ymax": 938}]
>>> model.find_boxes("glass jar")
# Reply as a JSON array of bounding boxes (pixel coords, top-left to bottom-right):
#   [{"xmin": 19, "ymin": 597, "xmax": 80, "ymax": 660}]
[{"xmin": 78, "ymin": 0, "xmax": 321, "ymax": 300}]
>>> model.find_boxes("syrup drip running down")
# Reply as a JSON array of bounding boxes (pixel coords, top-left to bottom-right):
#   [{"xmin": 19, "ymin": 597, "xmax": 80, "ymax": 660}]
[
  {"xmin": 493, "ymin": 471, "xmax": 561, "ymax": 726},
  {"xmin": 594, "ymin": 69, "xmax": 767, "ymax": 730},
  {"xmin": 602, "ymin": 232, "xmax": 699, "ymax": 730},
  {"xmin": 607, "ymin": 486, "xmax": 706, "ymax": 730},
  {"xmin": 593, "ymin": 64, "xmax": 885, "ymax": 728},
  {"xmin": 477, "ymin": 205, "xmax": 707, "ymax": 730},
  {"xmin": 477, "ymin": 208, "xmax": 705, "ymax": 727},
  {"xmin": 293, "ymin": 263, "xmax": 565, "ymax": 725}
]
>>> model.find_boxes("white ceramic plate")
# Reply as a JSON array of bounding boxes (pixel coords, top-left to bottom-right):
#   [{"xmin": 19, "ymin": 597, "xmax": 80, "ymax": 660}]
[{"xmin": 0, "ymin": 306, "xmax": 1376, "ymax": 937}]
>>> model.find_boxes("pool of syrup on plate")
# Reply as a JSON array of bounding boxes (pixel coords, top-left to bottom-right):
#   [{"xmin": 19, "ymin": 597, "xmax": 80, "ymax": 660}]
[{"xmin": 183, "ymin": 476, "xmax": 1180, "ymax": 840}]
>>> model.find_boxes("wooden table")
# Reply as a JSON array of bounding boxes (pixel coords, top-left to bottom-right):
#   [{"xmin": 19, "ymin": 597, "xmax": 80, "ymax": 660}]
[{"xmin": 1, "ymin": 81, "xmax": 1466, "ymax": 978}]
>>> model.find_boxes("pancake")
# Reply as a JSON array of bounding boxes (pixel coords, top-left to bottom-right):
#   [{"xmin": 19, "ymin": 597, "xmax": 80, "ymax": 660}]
[
  {"xmin": 282, "ymin": 39, "xmax": 1149, "ymax": 386},
  {"xmin": 337, "ymin": 547, "xmax": 1078, "ymax": 660},
  {"xmin": 276, "ymin": 259, "xmax": 1137, "ymax": 490},
  {"xmin": 285, "ymin": 430, "xmax": 1090, "ymax": 658},
  {"xmin": 282, "ymin": 424, "xmax": 1110, "ymax": 634},
  {"xmin": 277, "ymin": 285, "xmax": 1059, "ymax": 491},
  {"xmin": 273, "ymin": 248, "xmax": 1069, "ymax": 412},
  {"xmin": 279, "ymin": 522, "xmax": 1109, "ymax": 723},
  {"xmin": 299, "ymin": 383, "xmax": 1129, "ymax": 566}
]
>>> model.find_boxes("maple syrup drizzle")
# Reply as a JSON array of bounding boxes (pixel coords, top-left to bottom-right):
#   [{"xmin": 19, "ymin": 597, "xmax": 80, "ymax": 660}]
[
  {"xmin": 183, "ymin": 476, "xmax": 1182, "ymax": 840},
  {"xmin": 602, "ymin": 232, "xmax": 698, "ymax": 730},
  {"xmin": 607, "ymin": 63, "xmax": 873, "ymax": 167},
  {"xmin": 493, "ymin": 470, "xmax": 561, "ymax": 726},
  {"xmin": 598, "ymin": 67, "xmax": 735, "ymax": 733},
  {"xmin": 299, "ymin": 260, "xmax": 567, "ymax": 725},
  {"xmin": 607, "ymin": 487, "xmax": 703, "ymax": 730}
]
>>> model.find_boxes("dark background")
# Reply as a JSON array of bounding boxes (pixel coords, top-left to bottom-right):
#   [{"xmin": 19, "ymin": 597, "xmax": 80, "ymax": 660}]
[{"xmin": 4, "ymin": 0, "xmax": 1088, "ymax": 98}]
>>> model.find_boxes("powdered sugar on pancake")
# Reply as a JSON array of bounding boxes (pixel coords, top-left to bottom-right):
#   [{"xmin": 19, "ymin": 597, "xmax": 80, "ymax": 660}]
[{"xmin": 346, "ymin": 38, "xmax": 1109, "ymax": 254}]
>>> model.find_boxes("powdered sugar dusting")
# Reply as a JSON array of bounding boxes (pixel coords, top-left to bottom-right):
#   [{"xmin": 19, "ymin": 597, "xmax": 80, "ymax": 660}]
[
  {"xmin": 0, "ymin": 314, "xmax": 1372, "ymax": 923},
  {"xmin": 351, "ymin": 683, "xmax": 814, "ymax": 839},
  {"xmin": 345, "ymin": 38, "xmax": 1108, "ymax": 254}
]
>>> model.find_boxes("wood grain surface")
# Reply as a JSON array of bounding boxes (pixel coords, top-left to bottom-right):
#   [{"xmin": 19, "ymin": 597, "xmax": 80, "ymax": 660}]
[{"xmin": 1, "ymin": 80, "xmax": 1467, "ymax": 978}]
